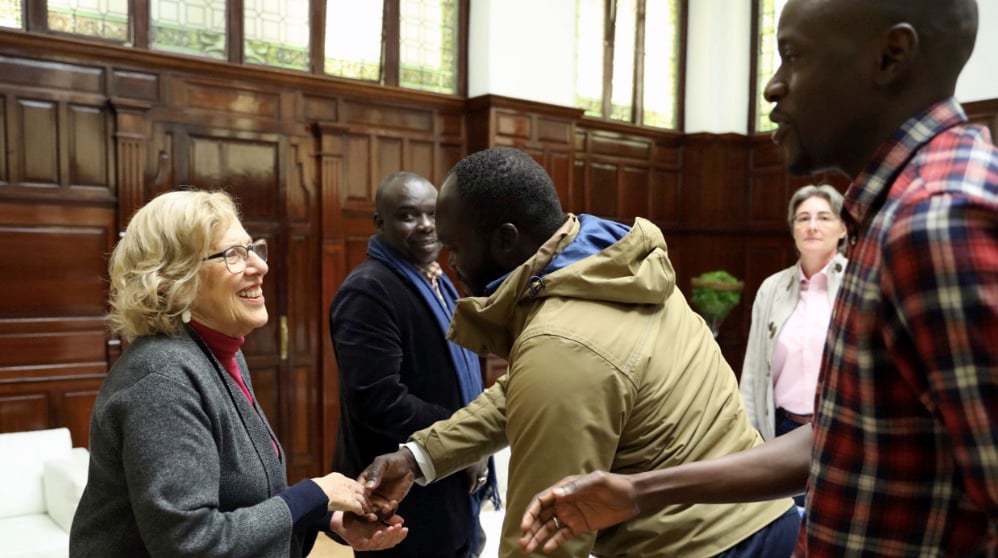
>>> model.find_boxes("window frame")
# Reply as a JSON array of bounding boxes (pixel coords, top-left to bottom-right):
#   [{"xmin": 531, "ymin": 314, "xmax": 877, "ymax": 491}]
[
  {"xmin": 579, "ymin": 0, "xmax": 687, "ymax": 131},
  {"xmin": 17, "ymin": 0, "xmax": 467, "ymax": 97},
  {"xmin": 749, "ymin": 0, "xmax": 787, "ymax": 134}
]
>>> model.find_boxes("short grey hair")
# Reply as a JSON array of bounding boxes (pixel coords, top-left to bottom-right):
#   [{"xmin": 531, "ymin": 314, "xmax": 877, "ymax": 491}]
[{"xmin": 787, "ymin": 184, "xmax": 844, "ymax": 227}]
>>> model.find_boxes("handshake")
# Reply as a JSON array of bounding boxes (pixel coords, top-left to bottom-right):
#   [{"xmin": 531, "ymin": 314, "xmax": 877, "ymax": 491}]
[{"xmin": 311, "ymin": 447, "xmax": 421, "ymax": 551}]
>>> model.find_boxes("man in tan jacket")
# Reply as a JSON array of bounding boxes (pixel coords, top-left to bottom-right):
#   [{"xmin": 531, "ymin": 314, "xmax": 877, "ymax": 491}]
[{"xmin": 361, "ymin": 147, "xmax": 798, "ymax": 558}]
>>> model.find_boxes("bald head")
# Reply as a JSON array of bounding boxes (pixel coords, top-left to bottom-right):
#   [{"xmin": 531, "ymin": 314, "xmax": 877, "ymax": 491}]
[
  {"xmin": 767, "ymin": 0, "xmax": 980, "ymax": 177},
  {"xmin": 375, "ymin": 171, "xmax": 432, "ymax": 214},
  {"xmin": 373, "ymin": 171, "xmax": 441, "ymax": 266}
]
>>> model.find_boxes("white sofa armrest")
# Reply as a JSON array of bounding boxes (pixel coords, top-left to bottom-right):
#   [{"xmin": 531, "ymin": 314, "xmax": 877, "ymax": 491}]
[
  {"xmin": 0, "ymin": 427, "xmax": 73, "ymax": 521},
  {"xmin": 43, "ymin": 447, "xmax": 90, "ymax": 533}
]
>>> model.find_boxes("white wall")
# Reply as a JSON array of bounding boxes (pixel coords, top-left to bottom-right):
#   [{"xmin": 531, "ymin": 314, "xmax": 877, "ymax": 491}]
[
  {"xmin": 467, "ymin": 0, "xmax": 576, "ymax": 106},
  {"xmin": 684, "ymin": 0, "xmax": 751, "ymax": 134},
  {"xmin": 958, "ymin": 0, "xmax": 998, "ymax": 103},
  {"xmin": 468, "ymin": 0, "xmax": 998, "ymax": 132}
]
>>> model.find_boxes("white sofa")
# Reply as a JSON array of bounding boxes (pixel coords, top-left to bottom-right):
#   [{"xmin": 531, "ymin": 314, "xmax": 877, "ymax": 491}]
[{"xmin": 0, "ymin": 428, "xmax": 89, "ymax": 558}]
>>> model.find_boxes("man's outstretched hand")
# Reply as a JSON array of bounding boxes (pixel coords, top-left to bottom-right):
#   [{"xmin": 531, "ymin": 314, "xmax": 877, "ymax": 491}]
[
  {"xmin": 331, "ymin": 511, "xmax": 408, "ymax": 550},
  {"xmin": 519, "ymin": 471, "xmax": 639, "ymax": 554},
  {"xmin": 358, "ymin": 448, "xmax": 418, "ymax": 519}
]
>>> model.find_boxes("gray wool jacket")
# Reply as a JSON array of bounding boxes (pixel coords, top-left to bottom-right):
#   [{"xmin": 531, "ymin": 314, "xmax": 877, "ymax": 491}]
[{"xmin": 70, "ymin": 326, "xmax": 306, "ymax": 558}]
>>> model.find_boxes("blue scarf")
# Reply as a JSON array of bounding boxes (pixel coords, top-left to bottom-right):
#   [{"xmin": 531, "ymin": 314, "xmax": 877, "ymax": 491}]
[{"xmin": 366, "ymin": 236, "xmax": 501, "ymax": 546}]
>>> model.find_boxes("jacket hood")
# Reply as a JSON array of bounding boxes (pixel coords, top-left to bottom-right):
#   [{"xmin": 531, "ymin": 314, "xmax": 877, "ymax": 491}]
[{"xmin": 448, "ymin": 214, "xmax": 676, "ymax": 358}]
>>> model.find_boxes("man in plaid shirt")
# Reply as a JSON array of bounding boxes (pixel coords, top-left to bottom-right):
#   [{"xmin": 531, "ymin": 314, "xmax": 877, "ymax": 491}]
[{"xmin": 516, "ymin": 0, "xmax": 997, "ymax": 556}]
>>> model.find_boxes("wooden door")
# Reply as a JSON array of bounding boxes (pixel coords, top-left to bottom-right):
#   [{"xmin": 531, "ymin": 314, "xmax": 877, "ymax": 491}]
[{"xmin": 153, "ymin": 123, "xmax": 323, "ymax": 482}]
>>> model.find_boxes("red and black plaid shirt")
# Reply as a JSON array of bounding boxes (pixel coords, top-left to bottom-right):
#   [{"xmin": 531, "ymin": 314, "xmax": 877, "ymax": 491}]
[{"xmin": 800, "ymin": 99, "xmax": 998, "ymax": 556}]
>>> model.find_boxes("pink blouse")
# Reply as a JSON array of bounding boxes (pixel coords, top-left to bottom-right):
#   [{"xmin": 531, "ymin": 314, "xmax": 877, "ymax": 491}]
[{"xmin": 771, "ymin": 264, "xmax": 833, "ymax": 415}]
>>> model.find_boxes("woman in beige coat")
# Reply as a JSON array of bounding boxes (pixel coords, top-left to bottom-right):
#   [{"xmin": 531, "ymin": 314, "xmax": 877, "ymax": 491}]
[{"xmin": 739, "ymin": 185, "xmax": 848, "ymax": 442}]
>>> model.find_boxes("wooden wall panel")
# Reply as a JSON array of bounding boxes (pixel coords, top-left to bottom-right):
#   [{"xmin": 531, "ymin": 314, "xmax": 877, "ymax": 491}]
[
  {"xmin": 251, "ymin": 363, "xmax": 280, "ymax": 440},
  {"xmin": 59, "ymin": 389, "xmax": 100, "ymax": 447},
  {"xmin": 575, "ymin": 122, "xmax": 683, "ymax": 224},
  {"xmin": 289, "ymin": 364, "xmax": 315, "ymax": 479},
  {"xmin": 0, "ymin": 330, "xmax": 105, "ymax": 368},
  {"xmin": 343, "ymin": 100, "xmax": 434, "ymax": 133},
  {"xmin": 0, "ymin": 221, "xmax": 110, "ymax": 318},
  {"xmin": 320, "ymin": 242, "xmax": 345, "ymax": 471},
  {"xmin": 0, "ymin": 95, "xmax": 6, "ymax": 184},
  {"xmin": 496, "ymin": 112, "xmax": 530, "ymax": 139},
  {"xmin": 286, "ymin": 139, "xmax": 311, "ymax": 225},
  {"xmin": 408, "ymin": 140, "xmax": 434, "ymax": 179},
  {"xmin": 378, "ymin": 136, "xmax": 404, "ymax": 178},
  {"xmin": 185, "ymin": 82, "xmax": 281, "ymax": 119},
  {"xmin": 966, "ymin": 98, "xmax": 998, "ymax": 140},
  {"xmin": 304, "ymin": 95, "xmax": 339, "ymax": 122},
  {"xmin": 649, "ymin": 169, "xmax": 680, "ymax": 223},
  {"xmin": 0, "ymin": 200, "xmax": 113, "ymax": 445},
  {"xmin": 548, "ymin": 152, "xmax": 572, "ymax": 207},
  {"xmin": 619, "ymin": 166, "xmax": 650, "ymax": 221},
  {"xmin": 440, "ymin": 144, "xmax": 463, "ymax": 181},
  {"xmin": 0, "ymin": 394, "xmax": 48, "ymax": 432},
  {"xmin": 68, "ymin": 104, "xmax": 108, "ymax": 188},
  {"xmin": 0, "ymin": 380, "xmax": 103, "ymax": 446},
  {"xmin": 344, "ymin": 135, "xmax": 371, "ymax": 202},
  {"xmin": 190, "ymin": 136, "xmax": 280, "ymax": 219},
  {"xmin": 20, "ymin": 99, "xmax": 59, "ymax": 185},
  {"xmin": 748, "ymin": 171, "xmax": 790, "ymax": 224},
  {"xmin": 0, "ymin": 54, "xmax": 103, "ymax": 93},
  {"xmin": 680, "ymin": 134, "xmax": 750, "ymax": 228},
  {"xmin": 588, "ymin": 163, "xmax": 619, "ymax": 217},
  {"xmin": 111, "ymin": 70, "xmax": 158, "ymax": 103}
]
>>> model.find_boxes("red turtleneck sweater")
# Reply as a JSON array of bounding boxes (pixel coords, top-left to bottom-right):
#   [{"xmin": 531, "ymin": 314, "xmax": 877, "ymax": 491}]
[
  {"xmin": 189, "ymin": 320, "xmax": 255, "ymax": 405},
  {"xmin": 189, "ymin": 320, "xmax": 279, "ymax": 457}
]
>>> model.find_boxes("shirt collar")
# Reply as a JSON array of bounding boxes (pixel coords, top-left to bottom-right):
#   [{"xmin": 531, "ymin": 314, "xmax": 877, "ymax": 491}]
[
  {"xmin": 843, "ymin": 98, "xmax": 967, "ymax": 233},
  {"xmin": 417, "ymin": 260, "xmax": 443, "ymax": 282}
]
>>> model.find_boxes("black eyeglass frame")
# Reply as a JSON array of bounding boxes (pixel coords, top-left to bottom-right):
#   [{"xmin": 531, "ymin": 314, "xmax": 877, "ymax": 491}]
[{"xmin": 203, "ymin": 239, "xmax": 268, "ymax": 273}]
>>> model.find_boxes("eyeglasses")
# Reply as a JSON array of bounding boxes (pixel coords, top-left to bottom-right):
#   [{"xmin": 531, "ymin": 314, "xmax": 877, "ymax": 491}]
[
  {"xmin": 203, "ymin": 239, "xmax": 268, "ymax": 273},
  {"xmin": 793, "ymin": 212, "xmax": 839, "ymax": 226}
]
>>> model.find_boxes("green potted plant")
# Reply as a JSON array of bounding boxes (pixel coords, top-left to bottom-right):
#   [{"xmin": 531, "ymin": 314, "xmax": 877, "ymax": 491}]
[{"xmin": 690, "ymin": 270, "xmax": 744, "ymax": 337}]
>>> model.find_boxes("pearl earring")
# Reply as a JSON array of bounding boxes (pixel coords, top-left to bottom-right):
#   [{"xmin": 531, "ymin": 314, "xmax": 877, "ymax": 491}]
[{"xmin": 181, "ymin": 309, "xmax": 192, "ymax": 323}]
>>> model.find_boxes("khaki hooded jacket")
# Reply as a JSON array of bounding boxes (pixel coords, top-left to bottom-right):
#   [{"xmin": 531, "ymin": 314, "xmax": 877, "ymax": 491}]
[{"xmin": 411, "ymin": 214, "xmax": 794, "ymax": 558}]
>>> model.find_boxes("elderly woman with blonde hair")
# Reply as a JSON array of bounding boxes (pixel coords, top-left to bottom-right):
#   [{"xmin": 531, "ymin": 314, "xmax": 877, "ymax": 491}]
[{"xmin": 70, "ymin": 189, "xmax": 406, "ymax": 557}]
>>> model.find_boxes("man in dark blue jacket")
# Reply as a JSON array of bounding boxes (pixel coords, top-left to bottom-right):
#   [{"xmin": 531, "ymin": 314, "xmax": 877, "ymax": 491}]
[{"xmin": 329, "ymin": 171, "xmax": 497, "ymax": 558}]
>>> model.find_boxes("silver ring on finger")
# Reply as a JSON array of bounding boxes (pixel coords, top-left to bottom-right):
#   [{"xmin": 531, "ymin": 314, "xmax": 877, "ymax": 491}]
[{"xmin": 553, "ymin": 515, "xmax": 562, "ymax": 530}]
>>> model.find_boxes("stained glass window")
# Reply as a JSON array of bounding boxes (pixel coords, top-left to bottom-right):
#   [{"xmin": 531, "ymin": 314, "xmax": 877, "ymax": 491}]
[
  {"xmin": 575, "ymin": 0, "xmax": 604, "ymax": 117},
  {"xmin": 399, "ymin": 0, "xmax": 458, "ymax": 94},
  {"xmin": 642, "ymin": 0, "xmax": 679, "ymax": 129},
  {"xmin": 0, "ymin": 0, "xmax": 21, "ymax": 29},
  {"xmin": 244, "ymin": 0, "xmax": 309, "ymax": 70},
  {"xmin": 756, "ymin": 0, "xmax": 789, "ymax": 132},
  {"xmin": 47, "ymin": 0, "xmax": 129, "ymax": 41},
  {"xmin": 575, "ymin": 0, "xmax": 681, "ymax": 130},
  {"xmin": 324, "ymin": 0, "xmax": 383, "ymax": 81},
  {"xmin": 150, "ymin": 0, "xmax": 226, "ymax": 60}
]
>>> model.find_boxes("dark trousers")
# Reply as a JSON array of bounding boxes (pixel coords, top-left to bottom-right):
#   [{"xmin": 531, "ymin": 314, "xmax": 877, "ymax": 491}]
[{"xmin": 714, "ymin": 506, "xmax": 800, "ymax": 558}]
